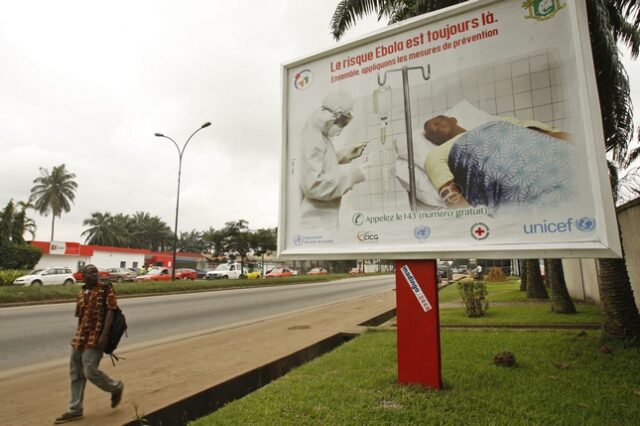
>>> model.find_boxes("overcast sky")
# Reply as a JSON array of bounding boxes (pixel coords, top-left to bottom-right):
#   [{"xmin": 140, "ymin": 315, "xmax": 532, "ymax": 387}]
[{"xmin": 1, "ymin": 1, "xmax": 638, "ymax": 243}]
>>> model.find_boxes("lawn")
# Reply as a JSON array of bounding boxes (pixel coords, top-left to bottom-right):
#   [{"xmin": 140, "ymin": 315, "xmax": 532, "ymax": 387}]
[
  {"xmin": 191, "ymin": 329, "xmax": 640, "ymax": 425},
  {"xmin": 438, "ymin": 280, "xmax": 527, "ymax": 304},
  {"xmin": 0, "ymin": 273, "xmax": 356, "ymax": 304}
]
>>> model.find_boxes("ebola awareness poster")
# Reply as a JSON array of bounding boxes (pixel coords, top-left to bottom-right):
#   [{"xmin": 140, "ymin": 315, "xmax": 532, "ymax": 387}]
[{"xmin": 279, "ymin": 0, "xmax": 621, "ymax": 260}]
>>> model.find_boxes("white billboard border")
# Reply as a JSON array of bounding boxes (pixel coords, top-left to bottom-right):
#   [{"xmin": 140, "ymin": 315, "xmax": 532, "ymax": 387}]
[{"xmin": 278, "ymin": 0, "xmax": 622, "ymax": 260}]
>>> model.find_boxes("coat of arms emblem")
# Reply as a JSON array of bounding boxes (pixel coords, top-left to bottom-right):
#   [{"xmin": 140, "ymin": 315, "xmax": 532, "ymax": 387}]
[{"xmin": 522, "ymin": 0, "xmax": 565, "ymax": 21}]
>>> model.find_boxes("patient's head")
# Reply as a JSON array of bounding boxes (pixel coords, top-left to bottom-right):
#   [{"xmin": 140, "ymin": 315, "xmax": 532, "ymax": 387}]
[{"xmin": 424, "ymin": 115, "xmax": 465, "ymax": 145}]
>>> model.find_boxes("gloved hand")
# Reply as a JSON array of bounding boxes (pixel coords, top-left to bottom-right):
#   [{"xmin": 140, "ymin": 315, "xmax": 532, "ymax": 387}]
[{"xmin": 338, "ymin": 142, "xmax": 368, "ymax": 164}]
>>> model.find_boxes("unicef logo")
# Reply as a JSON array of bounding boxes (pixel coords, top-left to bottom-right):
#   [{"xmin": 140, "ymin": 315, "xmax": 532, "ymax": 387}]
[
  {"xmin": 576, "ymin": 217, "xmax": 596, "ymax": 232},
  {"xmin": 413, "ymin": 225, "xmax": 431, "ymax": 241},
  {"xmin": 294, "ymin": 69, "xmax": 313, "ymax": 90},
  {"xmin": 293, "ymin": 235, "xmax": 304, "ymax": 246},
  {"xmin": 352, "ymin": 212, "xmax": 365, "ymax": 226}
]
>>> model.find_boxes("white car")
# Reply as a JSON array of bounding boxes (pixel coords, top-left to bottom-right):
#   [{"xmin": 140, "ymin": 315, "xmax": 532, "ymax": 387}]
[
  {"xmin": 205, "ymin": 263, "xmax": 244, "ymax": 280},
  {"xmin": 14, "ymin": 267, "xmax": 76, "ymax": 286}
]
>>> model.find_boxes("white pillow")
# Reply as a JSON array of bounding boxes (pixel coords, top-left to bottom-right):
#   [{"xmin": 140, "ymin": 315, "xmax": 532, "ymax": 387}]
[
  {"xmin": 446, "ymin": 100, "xmax": 495, "ymax": 130},
  {"xmin": 394, "ymin": 159, "xmax": 445, "ymax": 208}
]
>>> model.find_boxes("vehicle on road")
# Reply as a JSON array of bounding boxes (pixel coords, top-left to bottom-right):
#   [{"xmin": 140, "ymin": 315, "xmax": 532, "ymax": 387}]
[
  {"xmin": 206, "ymin": 263, "xmax": 244, "ymax": 280},
  {"xmin": 307, "ymin": 267, "xmax": 328, "ymax": 275},
  {"xmin": 349, "ymin": 267, "xmax": 363, "ymax": 274},
  {"xmin": 176, "ymin": 268, "xmax": 198, "ymax": 280},
  {"xmin": 106, "ymin": 267, "xmax": 138, "ymax": 282},
  {"xmin": 265, "ymin": 267, "xmax": 295, "ymax": 278},
  {"xmin": 196, "ymin": 269, "xmax": 210, "ymax": 279},
  {"xmin": 14, "ymin": 267, "xmax": 76, "ymax": 286},
  {"xmin": 73, "ymin": 268, "xmax": 110, "ymax": 282},
  {"xmin": 134, "ymin": 267, "xmax": 173, "ymax": 282},
  {"xmin": 244, "ymin": 265, "xmax": 262, "ymax": 279}
]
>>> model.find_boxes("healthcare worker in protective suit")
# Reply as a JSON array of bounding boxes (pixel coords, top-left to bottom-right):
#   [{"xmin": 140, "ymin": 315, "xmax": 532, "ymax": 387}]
[{"xmin": 299, "ymin": 91, "xmax": 368, "ymax": 229}]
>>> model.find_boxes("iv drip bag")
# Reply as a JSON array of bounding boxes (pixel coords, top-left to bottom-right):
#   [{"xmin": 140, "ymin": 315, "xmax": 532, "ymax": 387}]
[{"xmin": 373, "ymin": 85, "xmax": 392, "ymax": 115}]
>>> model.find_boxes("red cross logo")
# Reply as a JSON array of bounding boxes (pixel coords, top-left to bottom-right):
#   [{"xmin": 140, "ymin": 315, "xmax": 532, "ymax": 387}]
[{"xmin": 470, "ymin": 223, "xmax": 490, "ymax": 240}]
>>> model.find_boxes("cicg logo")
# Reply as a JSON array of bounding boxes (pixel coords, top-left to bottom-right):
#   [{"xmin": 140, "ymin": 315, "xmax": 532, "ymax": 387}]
[
  {"xmin": 357, "ymin": 231, "xmax": 379, "ymax": 242},
  {"xmin": 294, "ymin": 69, "xmax": 313, "ymax": 90}
]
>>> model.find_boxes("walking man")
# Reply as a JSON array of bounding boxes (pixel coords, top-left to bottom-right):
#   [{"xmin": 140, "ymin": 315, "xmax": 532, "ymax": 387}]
[{"xmin": 55, "ymin": 264, "xmax": 124, "ymax": 424}]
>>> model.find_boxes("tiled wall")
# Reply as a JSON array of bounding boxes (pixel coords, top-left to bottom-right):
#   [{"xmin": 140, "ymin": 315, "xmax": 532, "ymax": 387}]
[{"xmin": 343, "ymin": 48, "xmax": 569, "ymax": 214}]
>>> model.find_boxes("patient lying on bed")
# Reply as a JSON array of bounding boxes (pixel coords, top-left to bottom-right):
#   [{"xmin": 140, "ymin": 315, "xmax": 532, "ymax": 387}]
[{"xmin": 423, "ymin": 115, "xmax": 573, "ymax": 210}]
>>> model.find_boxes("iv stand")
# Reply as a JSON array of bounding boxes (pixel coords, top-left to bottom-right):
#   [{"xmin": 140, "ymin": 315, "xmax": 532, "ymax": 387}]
[{"xmin": 378, "ymin": 65, "xmax": 430, "ymax": 211}]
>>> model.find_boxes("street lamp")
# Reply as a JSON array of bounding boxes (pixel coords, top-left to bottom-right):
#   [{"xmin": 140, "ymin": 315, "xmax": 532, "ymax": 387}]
[{"xmin": 155, "ymin": 121, "xmax": 211, "ymax": 280}]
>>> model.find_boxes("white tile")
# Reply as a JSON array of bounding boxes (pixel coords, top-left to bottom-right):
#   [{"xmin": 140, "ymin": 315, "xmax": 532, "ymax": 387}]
[
  {"xmin": 462, "ymin": 86, "xmax": 479, "ymax": 103},
  {"xmin": 532, "ymin": 87, "xmax": 552, "ymax": 106},
  {"xmin": 514, "ymin": 92, "xmax": 533, "ymax": 110},
  {"xmin": 479, "ymin": 83, "xmax": 496, "ymax": 100},
  {"xmin": 417, "ymin": 83, "xmax": 432, "ymax": 100},
  {"xmin": 480, "ymin": 99, "xmax": 497, "ymax": 114},
  {"xmin": 552, "ymin": 101, "xmax": 569, "ymax": 120},
  {"xmin": 494, "ymin": 62, "xmax": 511, "ymax": 80},
  {"xmin": 447, "ymin": 89, "xmax": 463, "ymax": 108},
  {"xmin": 531, "ymin": 70, "xmax": 551, "ymax": 90},
  {"xmin": 495, "ymin": 79, "xmax": 513, "ymax": 97},
  {"xmin": 551, "ymin": 85, "xmax": 566, "ymax": 102},
  {"xmin": 512, "ymin": 75, "xmax": 532, "ymax": 93},
  {"xmin": 496, "ymin": 95, "xmax": 515, "ymax": 114},
  {"xmin": 432, "ymin": 93, "xmax": 448, "ymax": 111},
  {"xmin": 510, "ymin": 58, "xmax": 530, "ymax": 77},
  {"xmin": 549, "ymin": 67, "xmax": 564, "ymax": 86},
  {"xmin": 533, "ymin": 104, "xmax": 553, "ymax": 122},
  {"xmin": 477, "ymin": 67, "xmax": 494, "ymax": 85},
  {"xmin": 529, "ymin": 53, "xmax": 549, "ymax": 73},
  {"xmin": 515, "ymin": 107, "xmax": 534, "ymax": 120}
]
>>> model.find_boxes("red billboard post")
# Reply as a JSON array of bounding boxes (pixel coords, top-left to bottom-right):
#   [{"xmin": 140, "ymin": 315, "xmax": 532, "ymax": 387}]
[{"xmin": 395, "ymin": 259, "xmax": 442, "ymax": 389}]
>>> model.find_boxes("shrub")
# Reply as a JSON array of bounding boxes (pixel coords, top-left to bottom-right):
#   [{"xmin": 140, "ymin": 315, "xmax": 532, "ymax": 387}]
[
  {"xmin": 0, "ymin": 269, "xmax": 30, "ymax": 286},
  {"xmin": 457, "ymin": 281, "xmax": 489, "ymax": 317},
  {"xmin": 0, "ymin": 244, "xmax": 42, "ymax": 269},
  {"xmin": 484, "ymin": 267, "xmax": 507, "ymax": 282}
]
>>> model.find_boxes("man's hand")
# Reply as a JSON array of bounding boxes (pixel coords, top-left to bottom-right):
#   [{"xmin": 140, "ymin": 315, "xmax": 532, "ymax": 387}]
[
  {"xmin": 439, "ymin": 181, "xmax": 467, "ymax": 206},
  {"xmin": 338, "ymin": 142, "xmax": 368, "ymax": 164},
  {"xmin": 97, "ymin": 333, "xmax": 108, "ymax": 351}
]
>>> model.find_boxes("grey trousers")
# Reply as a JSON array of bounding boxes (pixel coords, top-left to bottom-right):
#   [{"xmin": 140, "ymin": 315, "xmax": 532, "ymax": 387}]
[{"xmin": 68, "ymin": 348, "xmax": 121, "ymax": 415}]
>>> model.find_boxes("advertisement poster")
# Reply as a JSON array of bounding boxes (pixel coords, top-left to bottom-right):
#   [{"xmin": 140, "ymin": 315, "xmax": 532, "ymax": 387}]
[{"xmin": 279, "ymin": 0, "xmax": 621, "ymax": 259}]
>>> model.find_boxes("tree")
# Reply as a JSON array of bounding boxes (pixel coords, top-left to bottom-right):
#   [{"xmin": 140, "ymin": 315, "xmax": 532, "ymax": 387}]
[
  {"xmin": 82, "ymin": 212, "xmax": 119, "ymax": 246},
  {"xmin": 525, "ymin": 259, "xmax": 548, "ymax": 299},
  {"xmin": 331, "ymin": 0, "xmax": 640, "ymax": 343},
  {"xmin": 0, "ymin": 200, "xmax": 42, "ymax": 269},
  {"xmin": 29, "ymin": 164, "xmax": 78, "ymax": 241},
  {"xmin": 250, "ymin": 227, "xmax": 277, "ymax": 267},
  {"xmin": 220, "ymin": 220, "xmax": 252, "ymax": 274},
  {"xmin": 547, "ymin": 259, "xmax": 576, "ymax": 314}
]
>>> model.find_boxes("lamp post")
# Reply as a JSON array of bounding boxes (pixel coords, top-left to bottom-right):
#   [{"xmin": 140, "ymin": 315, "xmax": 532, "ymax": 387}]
[{"xmin": 155, "ymin": 122, "xmax": 211, "ymax": 280}]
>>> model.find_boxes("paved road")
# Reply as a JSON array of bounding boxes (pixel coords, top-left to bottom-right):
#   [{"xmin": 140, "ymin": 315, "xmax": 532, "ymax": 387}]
[{"xmin": 0, "ymin": 275, "xmax": 394, "ymax": 371}]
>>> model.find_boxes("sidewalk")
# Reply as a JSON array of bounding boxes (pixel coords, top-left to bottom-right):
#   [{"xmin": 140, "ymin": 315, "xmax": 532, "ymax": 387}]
[{"xmin": 0, "ymin": 290, "xmax": 396, "ymax": 426}]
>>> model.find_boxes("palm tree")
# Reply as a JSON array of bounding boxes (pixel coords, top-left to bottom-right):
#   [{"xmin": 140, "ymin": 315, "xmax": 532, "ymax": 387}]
[
  {"xmin": 331, "ymin": 0, "xmax": 640, "ymax": 343},
  {"xmin": 29, "ymin": 164, "xmax": 78, "ymax": 241},
  {"xmin": 16, "ymin": 200, "xmax": 37, "ymax": 241},
  {"xmin": 547, "ymin": 259, "xmax": 576, "ymax": 314},
  {"xmin": 81, "ymin": 212, "xmax": 118, "ymax": 246}
]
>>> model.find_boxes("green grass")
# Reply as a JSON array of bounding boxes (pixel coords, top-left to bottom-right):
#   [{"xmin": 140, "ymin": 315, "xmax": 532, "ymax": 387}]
[
  {"xmin": 0, "ymin": 273, "xmax": 358, "ymax": 304},
  {"xmin": 439, "ymin": 281, "xmax": 527, "ymax": 304},
  {"xmin": 191, "ymin": 329, "xmax": 640, "ymax": 426},
  {"xmin": 440, "ymin": 303, "xmax": 601, "ymax": 326}
]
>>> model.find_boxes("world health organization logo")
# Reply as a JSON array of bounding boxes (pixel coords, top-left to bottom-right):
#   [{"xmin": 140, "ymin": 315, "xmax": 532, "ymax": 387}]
[
  {"xmin": 352, "ymin": 212, "xmax": 365, "ymax": 226},
  {"xmin": 293, "ymin": 234, "xmax": 304, "ymax": 246},
  {"xmin": 413, "ymin": 225, "xmax": 431, "ymax": 241},
  {"xmin": 576, "ymin": 217, "xmax": 596, "ymax": 232}
]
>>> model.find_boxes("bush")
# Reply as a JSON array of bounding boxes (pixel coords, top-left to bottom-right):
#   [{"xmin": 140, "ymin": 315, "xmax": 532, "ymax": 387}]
[
  {"xmin": 0, "ymin": 244, "xmax": 42, "ymax": 269},
  {"xmin": 0, "ymin": 269, "xmax": 30, "ymax": 286},
  {"xmin": 457, "ymin": 281, "xmax": 489, "ymax": 317},
  {"xmin": 484, "ymin": 267, "xmax": 507, "ymax": 282}
]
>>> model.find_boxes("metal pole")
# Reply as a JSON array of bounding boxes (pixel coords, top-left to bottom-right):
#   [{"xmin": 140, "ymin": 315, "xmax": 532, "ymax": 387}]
[
  {"xmin": 401, "ymin": 66, "xmax": 417, "ymax": 210},
  {"xmin": 155, "ymin": 122, "xmax": 211, "ymax": 280}
]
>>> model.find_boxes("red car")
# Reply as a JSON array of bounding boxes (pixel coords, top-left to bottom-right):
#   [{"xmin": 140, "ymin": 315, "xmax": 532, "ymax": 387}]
[
  {"xmin": 175, "ymin": 268, "xmax": 197, "ymax": 280},
  {"xmin": 265, "ymin": 267, "xmax": 295, "ymax": 278},
  {"xmin": 73, "ymin": 268, "xmax": 110, "ymax": 282},
  {"xmin": 134, "ymin": 267, "xmax": 173, "ymax": 282}
]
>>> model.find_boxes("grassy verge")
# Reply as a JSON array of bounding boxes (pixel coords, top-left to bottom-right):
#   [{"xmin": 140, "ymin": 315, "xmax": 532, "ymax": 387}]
[
  {"xmin": 439, "ymin": 281, "xmax": 527, "ymax": 304},
  {"xmin": 0, "ymin": 273, "xmax": 359, "ymax": 304},
  {"xmin": 191, "ymin": 329, "xmax": 640, "ymax": 425},
  {"xmin": 440, "ymin": 303, "xmax": 601, "ymax": 326}
]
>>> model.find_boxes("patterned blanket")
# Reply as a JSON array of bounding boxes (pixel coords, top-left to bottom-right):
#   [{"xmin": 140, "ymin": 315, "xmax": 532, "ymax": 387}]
[{"xmin": 448, "ymin": 121, "xmax": 574, "ymax": 210}]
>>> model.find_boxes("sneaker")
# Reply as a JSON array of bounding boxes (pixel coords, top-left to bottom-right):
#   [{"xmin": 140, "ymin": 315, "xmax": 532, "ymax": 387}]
[
  {"xmin": 54, "ymin": 412, "xmax": 82, "ymax": 424},
  {"xmin": 111, "ymin": 382, "xmax": 124, "ymax": 408}
]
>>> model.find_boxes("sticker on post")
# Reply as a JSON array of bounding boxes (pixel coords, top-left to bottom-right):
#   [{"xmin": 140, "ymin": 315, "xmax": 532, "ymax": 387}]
[{"xmin": 400, "ymin": 265, "xmax": 432, "ymax": 312}]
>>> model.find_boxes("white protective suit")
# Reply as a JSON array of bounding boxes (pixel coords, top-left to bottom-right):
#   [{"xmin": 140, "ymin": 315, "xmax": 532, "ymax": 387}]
[{"xmin": 299, "ymin": 92, "xmax": 366, "ymax": 229}]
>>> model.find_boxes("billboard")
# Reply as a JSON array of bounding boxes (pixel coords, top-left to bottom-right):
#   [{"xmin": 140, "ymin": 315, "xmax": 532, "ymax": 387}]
[{"xmin": 279, "ymin": 0, "xmax": 621, "ymax": 260}]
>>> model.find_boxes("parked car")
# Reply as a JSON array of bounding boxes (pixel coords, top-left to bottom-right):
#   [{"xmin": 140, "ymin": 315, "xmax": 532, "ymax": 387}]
[
  {"xmin": 106, "ymin": 267, "xmax": 138, "ymax": 283},
  {"xmin": 14, "ymin": 267, "xmax": 76, "ymax": 286},
  {"xmin": 206, "ymin": 263, "xmax": 244, "ymax": 280},
  {"xmin": 307, "ymin": 267, "xmax": 328, "ymax": 275},
  {"xmin": 349, "ymin": 267, "xmax": 363, "ymax": 274},
  {"xmin": 265, "ymin": 267, "xmax": 295, "ymax": 278},
  {"xmin": 196, "ymin": 269, "xmax": 210, "ymax": 279},
  {"xmin": 175, "ymin": 268, "xmax": 197, "ymax": 280},
  {"xmin": 73, "ymin": 268, "xmax": 110, "ymax": 282},
  {"xmin": 134, "ymin": 267, "xmax": 173, "ymax": 282},
  {"xmin": 244, "ymin": 265, "xmax": 262, "ymax": 279}
]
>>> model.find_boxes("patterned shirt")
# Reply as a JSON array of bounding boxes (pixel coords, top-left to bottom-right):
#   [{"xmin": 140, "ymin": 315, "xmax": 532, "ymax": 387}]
[{"xmin": 71, "ymin": 282, "xmax": 118, "ymax": 350}]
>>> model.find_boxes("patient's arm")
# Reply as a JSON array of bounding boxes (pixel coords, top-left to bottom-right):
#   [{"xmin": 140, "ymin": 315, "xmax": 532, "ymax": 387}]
[{"xmin": 439, "ymin": 180, "xmax": 468, "ymax": 207}]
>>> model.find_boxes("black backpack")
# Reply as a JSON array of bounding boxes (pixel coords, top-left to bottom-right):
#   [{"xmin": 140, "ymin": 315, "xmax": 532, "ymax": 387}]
[{"xmin": 102, "ymin": 283, "xmax": 128, "ymax": 363}]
